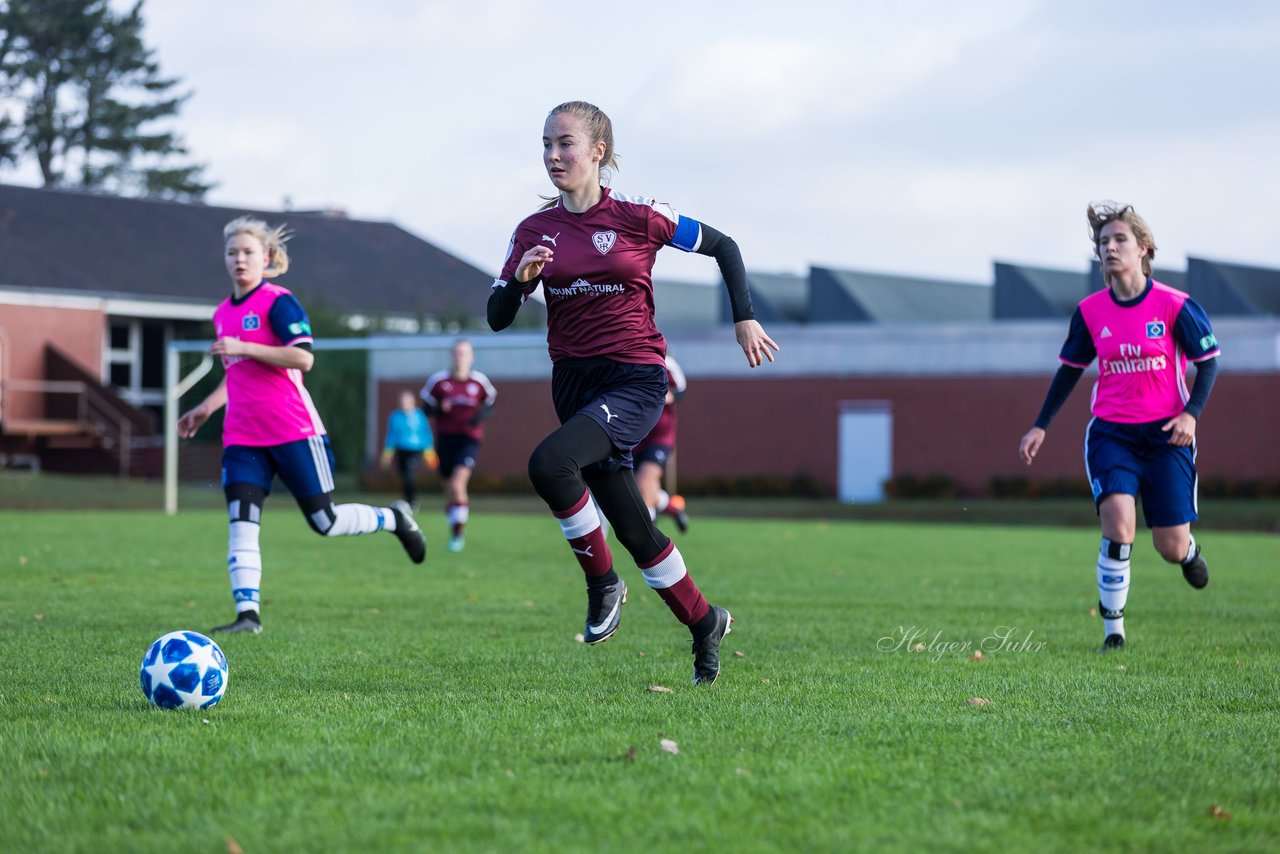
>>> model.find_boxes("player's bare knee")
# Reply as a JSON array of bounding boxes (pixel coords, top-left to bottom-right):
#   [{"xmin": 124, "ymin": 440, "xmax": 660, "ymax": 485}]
[{"xmin": 1153, "ymin": 531, "xmax": 1188, "ymax": 563}]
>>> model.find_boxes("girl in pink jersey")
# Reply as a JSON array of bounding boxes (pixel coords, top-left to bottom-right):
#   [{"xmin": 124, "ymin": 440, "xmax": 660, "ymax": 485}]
[
  {"xmin": 178, "ymin": 216, "xmax": 426, "ymax": 634},
  {"xmin": 1019, "ymin": 203, "xmax": 1220, "ymax": 653},
  {"xmin": 488, "ymin": 101, "xmax": 778, "ymax": 686}
]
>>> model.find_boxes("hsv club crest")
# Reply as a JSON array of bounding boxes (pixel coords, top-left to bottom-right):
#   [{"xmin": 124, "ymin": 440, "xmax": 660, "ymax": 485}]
[{"xmin": 592, "ymin": 230, "xmax": 617, "ymax": 255}]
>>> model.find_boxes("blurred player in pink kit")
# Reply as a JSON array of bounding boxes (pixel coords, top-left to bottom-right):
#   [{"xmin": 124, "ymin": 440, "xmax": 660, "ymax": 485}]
[
  {"xmin": 633, "ymin": 354, "xmax": 690, "ymax": 533},
  {"xmin": 179, "ymin": 217, "xmax": 426, "ymax": 634},
  {"xmin": 420, "ymin": 339, "xmax": 496, "ymax": 552},
  {"xmin": 1019, "ymin": 203, "xmax": 1220, "ymax": 653},
  {"xmin": 488, "ymin": 101, "xmax": 778, "ymax": 685}
]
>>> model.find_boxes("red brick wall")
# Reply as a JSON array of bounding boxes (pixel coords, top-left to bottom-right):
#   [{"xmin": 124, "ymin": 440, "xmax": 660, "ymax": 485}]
[
  {"xmin": 376, "ymin": 372, "xmax": 1279, "ymax": 495},
  {"xmin": 0, "ymin": 303, "xmax": 104, "ymax": 421}
]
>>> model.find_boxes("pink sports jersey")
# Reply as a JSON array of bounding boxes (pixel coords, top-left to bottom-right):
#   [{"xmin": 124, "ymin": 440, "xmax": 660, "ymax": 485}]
[
  {"xmin": 422, "ymin": 370, "xmax": 496, "ymax": 441},
  {"xmin": 496, "ymin": 188, "xmax": 681, "ymax": 366},
  {"xmin": 212, "ymin": 282, "xmax": 325, "ymax": 447},
  {"xmin": 1064, "ymin": 281, "xmax": 1221, "ymax": 423}
]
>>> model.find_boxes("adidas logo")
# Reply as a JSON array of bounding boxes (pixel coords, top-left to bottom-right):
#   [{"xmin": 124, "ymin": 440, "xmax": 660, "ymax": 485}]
[{"xmin": 1100, "ymin": 326, "xmax": 1112, "ymax": 338}]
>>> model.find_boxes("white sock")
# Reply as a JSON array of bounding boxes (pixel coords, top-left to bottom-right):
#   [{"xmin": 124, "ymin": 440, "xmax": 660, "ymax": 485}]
[
  {"xmin": 655, "ymin": 489, "xmax": 671, "ymax": 513},
  {"xmin": 1098, "ymin": 538, "xmax": 1132, "ymax": 638},
  {"xmin": 447, "ymin": 505, "xmax": 470, "ymax": 526},
  {"xmin": 228, "ymin": 520, "xmax": 262, "ymax": 614},
  {"xmin": 1181, "ymin": 533, "xmax": 1198, "ymax": 564},
  {"xmin": 641, "ymin": 544, "xmax": 688, "ymax": 590},
  {"xmin": 324, "ymin": 504, "xmax": 392, "ymax": 536}
]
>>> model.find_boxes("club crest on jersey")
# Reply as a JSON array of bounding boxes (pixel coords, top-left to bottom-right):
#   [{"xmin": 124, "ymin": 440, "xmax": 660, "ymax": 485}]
[
  {"xmin": 1145, "ymin": 320, "xmax": 1166, "ymax": 339},
  {"xmin": 242, "ymin": 313, "xmax": 261, "ymax": 331},
  {"xmin": 592, "ymin": 230, "xmax": 617, "ymax": 255}
]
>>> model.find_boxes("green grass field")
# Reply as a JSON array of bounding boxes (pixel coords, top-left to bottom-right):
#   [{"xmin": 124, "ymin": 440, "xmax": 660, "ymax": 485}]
[{"xmin": 2, "ymin": 507, "xmax": 1278, "ymax": 852}]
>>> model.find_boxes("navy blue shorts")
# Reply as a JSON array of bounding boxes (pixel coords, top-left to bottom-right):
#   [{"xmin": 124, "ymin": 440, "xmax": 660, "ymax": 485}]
[
  {"xmin": 436, "ymin": 433, "xmax": 480, "ymax": 478},
  {"xmin": 634, "ymin": 443, "xmax": 673, "ymax": 469},
  {"xmin": 551, "ymin": 358, "xmax": 668, "ymax": 473},
  {"xmin": 222, "ymin": 435, "xmax": 335, "ymax": 499},
  {"xmin": 1084, "ymin": 417, "xmax": 1198, "ymax": 528}
]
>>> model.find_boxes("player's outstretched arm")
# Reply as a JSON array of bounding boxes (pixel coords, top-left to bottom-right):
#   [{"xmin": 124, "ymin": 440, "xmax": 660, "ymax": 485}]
[{"xmin": 178, "ymin": 378, "xmax": 228, "ymax": 439}]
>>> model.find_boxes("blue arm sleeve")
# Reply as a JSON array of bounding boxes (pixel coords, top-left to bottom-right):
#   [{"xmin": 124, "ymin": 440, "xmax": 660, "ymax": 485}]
[
  {"xmin": 1183, "ymin": 357, "xmax": 1218, "ymax": 419},
  {"xmin": 1057, "ymin": 308, "xmax": 1095, "ymax": 367},
  {"xmin": 268, "ymin": 294, "xmax": 314, "ymax": 348},
  {"xmin": 1174, "ymin": 298, "xmax": 1221, "ymax": 362},
  {"xmin": 1034, "ymin": 365, "xmax": 1085, "ymax": 429}
]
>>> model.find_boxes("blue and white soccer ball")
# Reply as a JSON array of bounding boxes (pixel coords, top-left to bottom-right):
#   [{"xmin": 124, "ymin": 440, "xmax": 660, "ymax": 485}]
[{"xmin": 139, "ymin": 630, "xmax": 229, "ymax": 710}]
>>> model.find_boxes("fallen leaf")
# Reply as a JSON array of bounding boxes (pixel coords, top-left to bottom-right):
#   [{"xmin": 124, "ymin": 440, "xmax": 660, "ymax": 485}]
[
  {"xmin": 735, "ymin": 767, "xmax": 752, "ymax": 777},
  {"xmin": 966, "ymin": 697, "xmax": 992, "ymax": 707},
  {"xmin": 1208, "ymin": 804, "xmax": 1232, "ymax": 821},
  {"xmin": 970, "ymin": 651, "xmax": 986, "ymax": 662},
  {"xmin": 18, "ymin": 556, "xmax": 27, "ymax": 565},
  {"xmin": 202, "ymin": 719, "xmax": 210, "ymax": 725},
  {"xmin": 226, "ymin": 838, "xmax": 244, "ymax": 854},
  {"xmin": 761, "ymin": 678, "xmax": 771, "ymax": 685},
  {"xmin": 573, "ymin": 633, "xmax": 585, "ymax": 643},
  {"xmin": 522, "ymin": 600, "xmax": 535, "ymax": 607},
  {"xmin": 911, "ymin": 643, "xmax": 926, "ymax": 652},
  {"xmin": 1088, "ymin": 608, "xmax": 1098, "ymax": 618},
  {"xmin": 34, "ymin": 613, "xmax": 45, "ymax": 621},
  {"xmin": 185, "ymin": 600, "xmax": 196, "ymax": 608},
  {"xmin": 504, "ymin": 769, "xmax": 515, "ymax": 779},
  {"xmin": 637, "ymin": 651, "xmax": 646, "ymax": 657},
  {"xmin": 621, "ymin": 747, "xmax": 637, "ymax": 763},
  {"xmin": 659, "ymin": 738, "xmax": 679, "ymax": 755},
  {"xmin": 733, "ymin": 650, "xmax": 746, "ymax": 658},
  {"xmin": 1116, "ymin": 665, "xmax": 1126, "ymax": 672},
  {"xmin": 647, "ymin": 685, "xmax": 673, "ymax": 694},
  {"xmin": 369, "ymin": 607, "xmax": 380, "ymax": 615}
]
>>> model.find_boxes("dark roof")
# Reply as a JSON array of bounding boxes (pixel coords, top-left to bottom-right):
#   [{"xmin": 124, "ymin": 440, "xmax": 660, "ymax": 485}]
[
  {"xmin": 1186, "ymin": 257, "xmax": 1280, "ymax": 316},
  {"xmin": 0, "ymin": 183, "xmax": 492, "ymax": 317},
  {"xmin": 996, "ymin": 261, "xmax": 1188, "ymax": 319},
  {"xmin": 994, "ymin": 262, "xmax": 1090, "ymax": 319},
  {"xmin": 653, "ymin": 278, "xmax": 720, "ymax": 329},
  {"xmin": 722, "ymin": 271, "xmax": 808, "ymax": 324},
  {"xmin": 812, "ymin": 266, "xmax": 989, "ymax": 323}
]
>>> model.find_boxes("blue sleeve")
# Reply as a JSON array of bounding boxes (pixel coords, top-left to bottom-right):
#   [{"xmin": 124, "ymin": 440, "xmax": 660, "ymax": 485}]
[
  {"xmin": 668, "ymin": 215, "xmax": 702, "ymax": 253},
  {"xmin": 1058, "ymin": 307, "xmax": 1095, "ymax": 367},
  {"xmin": 1183, "ymin": 357, "xmax": 1218, "ymax": 419},
  {"xmin": 268, "ymin": 294, "xmax": 314, "ymax": 346},
  {"xmin": 1174, "ymin": 298, "xmax": 1220, "ymax": 362},
  {"xmin": 383, "ymin": 412, "xmax": 400, "ymax": 451}
]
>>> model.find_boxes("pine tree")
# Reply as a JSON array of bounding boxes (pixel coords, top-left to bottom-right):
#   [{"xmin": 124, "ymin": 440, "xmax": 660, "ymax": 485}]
[{"xmin": 0, "ymin": 0, "xmax": 212, "ymax": 200}]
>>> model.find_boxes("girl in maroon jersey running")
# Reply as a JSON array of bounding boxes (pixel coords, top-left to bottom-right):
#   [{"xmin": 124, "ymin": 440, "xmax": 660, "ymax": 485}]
[{"xmin": 488, "ymin": 101, "xmax": 778, "ymax": 686}]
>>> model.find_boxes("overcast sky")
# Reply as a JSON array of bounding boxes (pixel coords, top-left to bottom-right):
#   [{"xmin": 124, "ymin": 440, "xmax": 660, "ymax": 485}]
[{"xmin": 32, "ymin": 1, "xmax": 1280, "ymax": 285}]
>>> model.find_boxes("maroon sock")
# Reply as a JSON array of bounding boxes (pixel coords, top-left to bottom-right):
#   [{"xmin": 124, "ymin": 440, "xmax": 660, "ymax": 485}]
[
  {"xmin": 553, "ymin": 491, "xmax": 613, "ymax": 578},
  {"xmin": 640, "ymin": 541, "xmax": 710, "ymax": 625}
]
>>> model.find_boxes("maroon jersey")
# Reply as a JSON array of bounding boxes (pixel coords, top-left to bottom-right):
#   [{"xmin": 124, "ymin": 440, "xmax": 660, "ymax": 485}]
[
  {"xmin": 640, "ymin": 355, "xmax": 687, "ymax": 448},
  {"xmin": 496, "ymin": 189, "xmax": 697, "ymax": 366},
  {"xmin": 421, "ymin": 370, "xmax": 496, "ymax": 441}
]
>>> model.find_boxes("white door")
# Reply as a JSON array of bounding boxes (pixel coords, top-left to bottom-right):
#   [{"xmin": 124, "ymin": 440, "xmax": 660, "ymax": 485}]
[{"xmin": 838, "ymin": 401, "xmax": 892, "ymax": 503}]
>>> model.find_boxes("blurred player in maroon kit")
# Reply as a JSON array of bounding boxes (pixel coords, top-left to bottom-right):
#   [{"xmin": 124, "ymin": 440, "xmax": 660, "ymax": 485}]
[
  {"xmin": 634, "ymin": 354, "xmax": 689, "ymax": 533},
  {"xmin": 420, "ymin": 339, "xmax": 496, "ymax": 552},
  {"xmin": 488, "ymin": 101, "xmax": 778, "ymax": 685}
]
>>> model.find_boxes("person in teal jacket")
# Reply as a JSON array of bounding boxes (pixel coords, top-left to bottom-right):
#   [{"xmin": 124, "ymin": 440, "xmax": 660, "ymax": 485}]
[{"xmin": 381, "ymin": 390, "xmax": 438, "ymax": 511}]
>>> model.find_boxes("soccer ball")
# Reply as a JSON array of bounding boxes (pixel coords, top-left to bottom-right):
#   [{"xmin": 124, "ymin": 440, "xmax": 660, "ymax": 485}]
[{"xmin": 139, "ymin": 630, "xmax": 229, "ymax": 710}]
